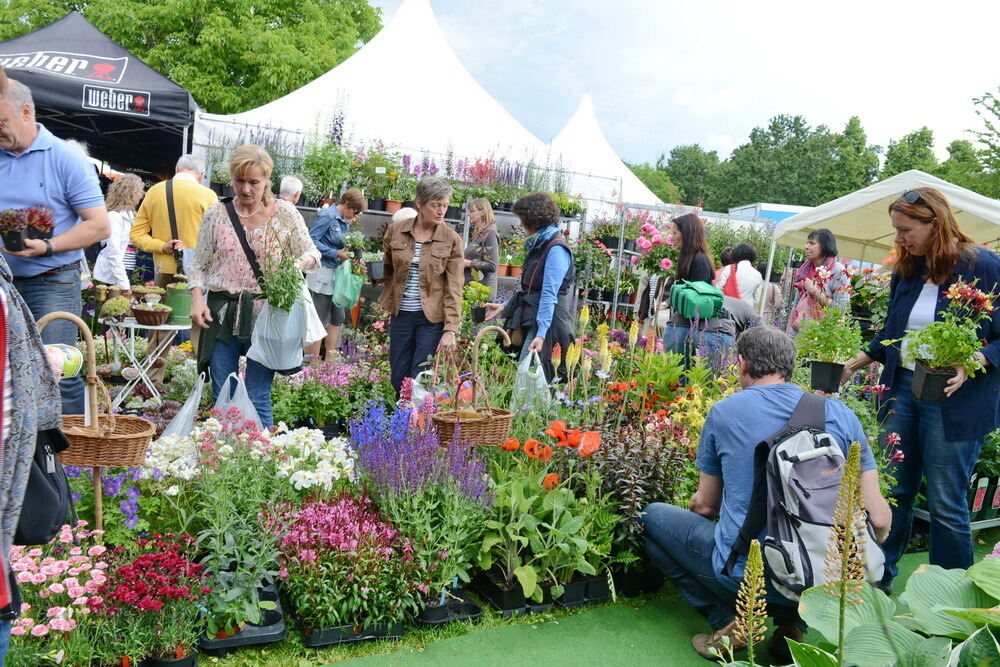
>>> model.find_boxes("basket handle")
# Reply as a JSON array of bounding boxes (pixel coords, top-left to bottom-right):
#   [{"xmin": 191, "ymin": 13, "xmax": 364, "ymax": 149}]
[
  {"xmin": 470, "ymin": 326, "xmax": 510, "ymax": 410},
  {"xmin": 37, "ymin": 311, "xmax": 102, "ymax": 431}
]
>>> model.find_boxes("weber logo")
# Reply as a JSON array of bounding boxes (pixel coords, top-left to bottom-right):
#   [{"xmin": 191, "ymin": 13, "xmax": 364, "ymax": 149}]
[
  {"xmin": 82, "ymin": 85, "xmax": 150, "ymax": 116},
  {"xmin": 0, "ymin": 51, "xmax": 128, "ymax": 84}
]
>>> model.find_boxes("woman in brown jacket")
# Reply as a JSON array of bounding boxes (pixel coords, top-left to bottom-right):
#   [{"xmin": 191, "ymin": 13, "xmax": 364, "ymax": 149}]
[{"xmin": 380, "ymin": 177, "xmax": 464, "ymax": 395}]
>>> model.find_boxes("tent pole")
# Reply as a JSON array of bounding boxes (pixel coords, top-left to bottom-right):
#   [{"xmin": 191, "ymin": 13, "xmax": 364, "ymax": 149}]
[
  {"xmin": 759, "ymin": 239, "xmax": 776, "ymax": 315},
  {"xmin": 182, "ymin": 123, "xmax": 189, "ymax": 157}
]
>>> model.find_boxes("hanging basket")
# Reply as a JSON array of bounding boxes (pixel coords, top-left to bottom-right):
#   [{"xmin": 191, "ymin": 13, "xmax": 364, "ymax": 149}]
[
  {"xmin": 37, "ymin": 312, "xmax": 154, "ymax": 468},
  {"xmin": 432, "ymin": 326, "xmax": 513, "ymax": 447}
]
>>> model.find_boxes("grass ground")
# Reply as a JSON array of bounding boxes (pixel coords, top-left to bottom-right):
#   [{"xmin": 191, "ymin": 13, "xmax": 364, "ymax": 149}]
[{"xmin": 208, "ymin": 530, "xmax": 998, "ymax": 667}]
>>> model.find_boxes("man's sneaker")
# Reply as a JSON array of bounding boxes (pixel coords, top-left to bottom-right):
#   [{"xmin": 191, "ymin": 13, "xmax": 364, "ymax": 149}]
[
  {"xmin": 769, "ymin": 623, "xmax": 804, "ymax": 663},
  {"xmin": 691, "ymin": 620, "xmax": 747, "ymax": 660}
]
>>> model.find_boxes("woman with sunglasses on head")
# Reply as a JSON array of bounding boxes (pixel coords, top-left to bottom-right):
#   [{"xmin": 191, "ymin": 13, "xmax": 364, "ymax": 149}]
[
  {"xmin": 786, "ymin": 228, "xmax": 851, "ymax": 333},
  {"xmin": 840, "ymin": 187, "xmax": 1000, "ymax": 590}
]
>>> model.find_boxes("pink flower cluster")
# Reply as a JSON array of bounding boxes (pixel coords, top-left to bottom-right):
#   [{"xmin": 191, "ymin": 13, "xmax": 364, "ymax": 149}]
[
  {"xmin": 8, "ymin": 522, "xmax": 107, "ymax": 638},
  {"xmin": 198, "ymin": 407, "xmax": 274, "ymax": 469}
]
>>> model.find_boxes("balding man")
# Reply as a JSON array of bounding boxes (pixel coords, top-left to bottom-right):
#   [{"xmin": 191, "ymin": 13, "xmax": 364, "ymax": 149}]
[{"xmin": 0, "ymin": 78, "xmax": 109, "ymax": 415}]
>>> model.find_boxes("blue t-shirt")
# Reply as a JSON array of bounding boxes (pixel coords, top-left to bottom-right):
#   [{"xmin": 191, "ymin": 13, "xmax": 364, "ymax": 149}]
[
  {"xmin": 0, "ymin": 123, "xmax": 104, "ymax": 277},
  {"xmin": 696, "ymin": 383, "xmax": 876, "ymax": 578}
]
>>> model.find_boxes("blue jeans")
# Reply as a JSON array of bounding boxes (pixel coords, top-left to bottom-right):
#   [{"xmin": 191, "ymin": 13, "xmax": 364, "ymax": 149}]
[
  {"xmin": 389, "ymin": 310, "xmax": 443, "ymax": 396},
  {"xmin": 209, "ymin": 336, "xmax": 275, "ymax": 429},
  {"xmin": 662, "ymin": 325, "xmax": 734, "ymax": 370},
  {"xmin": 642, "ymin": 502, "xmax": 800, "ymax": 631},
  {"xmin": 14, "ymin": 266, "xmax": 84, "ymax": 414},
  {"xmin": 879, "ymin": 368, "xmax": 984, "ymax": 583},
  {"xmin": 0, "ymin": 619, "xmax": 10, "ymax": 664}
]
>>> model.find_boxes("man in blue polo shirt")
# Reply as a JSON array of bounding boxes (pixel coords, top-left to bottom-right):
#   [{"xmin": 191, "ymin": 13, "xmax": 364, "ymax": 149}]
[
  {"xmin": 0, "ymin": 78, "xmax": 109, "ymax": 414},
  {"xmin": 642, "ymin": 326, "xmax": 891, "ymax": 662}
]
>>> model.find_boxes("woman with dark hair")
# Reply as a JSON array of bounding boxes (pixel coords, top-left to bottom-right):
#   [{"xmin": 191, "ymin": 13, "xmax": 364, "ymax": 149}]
[
  {"xmin": 713, "ymin": 242, "xmax": 763, "ymax": 308},
  {"xmin": 486, "ymin": 192, "xmax": 574, "ymax": 382},
  {"xmin": 786, "ymin": 228, "xmax": 850, "ymax": 333},
  {"xmin": 840, "ymin": 187, "xmax": 1000, "ymax": 589},
  {"xmin": 661, "ymin": 213, "xmax": 734, "ymax": 362}
]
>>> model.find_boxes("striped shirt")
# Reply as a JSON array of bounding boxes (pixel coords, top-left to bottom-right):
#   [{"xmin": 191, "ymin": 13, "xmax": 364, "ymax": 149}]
[{"xmin": 399, "ymin": 243, "xmax": 423, "ymax": 312}]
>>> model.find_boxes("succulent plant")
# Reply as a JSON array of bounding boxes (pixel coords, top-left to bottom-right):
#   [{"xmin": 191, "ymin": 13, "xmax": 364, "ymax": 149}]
[
  {"xmin": 100, "ymin": 296, "xmax": 132, "ymax": 317},
  {"xmin": 132, "ymin": 285, "xmax": 166, "ymax": 294},
  {"xmin": 166, "ymin": 282, "xmax": 188, "ymax": 290},
  {"xmin": 132, "ymin": 303, "xmax": 172, "ymax": 312},
  {"xmin": 0, "ymin": 208, "xmax": 28, "ymax": 233},
  {"xmin": 24, "ymin": 206, "xmax": 55, "ymax": 232}
]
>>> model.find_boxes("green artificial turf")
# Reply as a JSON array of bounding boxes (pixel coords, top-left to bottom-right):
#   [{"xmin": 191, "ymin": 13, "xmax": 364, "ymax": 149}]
[{"xmin": 209, "ymin": 533, "xmax": 997, "ymax": 667}]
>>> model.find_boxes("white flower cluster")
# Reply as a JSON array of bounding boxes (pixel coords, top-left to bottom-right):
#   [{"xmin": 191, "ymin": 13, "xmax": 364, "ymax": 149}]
[
  {"xmin": 141, "ymin": 418, "xmax": 222, "ymax": 482},
  {"xmin": 268, "ymin": 427, "xmax": 355, "ymax": 492}
]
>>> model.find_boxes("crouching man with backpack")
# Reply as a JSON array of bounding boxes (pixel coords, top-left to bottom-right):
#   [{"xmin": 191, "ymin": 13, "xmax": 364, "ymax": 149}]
[{"xmin": 641, "ymin": 326, "xmax": 891, "ymax": 662}]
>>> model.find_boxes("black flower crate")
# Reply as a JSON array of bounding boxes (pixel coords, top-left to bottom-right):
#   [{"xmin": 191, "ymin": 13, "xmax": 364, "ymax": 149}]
[{"xmin": 302, "ymin": 621, "xmax": 403, "ymax": 647}]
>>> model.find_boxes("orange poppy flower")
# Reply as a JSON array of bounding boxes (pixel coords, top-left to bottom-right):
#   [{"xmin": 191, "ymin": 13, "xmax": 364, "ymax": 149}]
[
  {"xmin": 538, "ymin": 445, "xmax": 553, "ymax": 462},
  {"xmin": 524, "ymin": 439, "xmax": 541, "ymax": 459},
  {"xmin": 542, "ymin": 473, "xmax": 559, "ymax": 492},
  {"xmin": 579, "ymin": 431, "xmax": 601, "ymax": 457},
  {"xmin": 545, "ymin": 420, "xmax": 567, "ymax": 440},
  {"xmin": 502, "ymin": 437, "xmax": 520, "ymax": 451},
  {"xmin": 567, "ymin": 429, "xmax": 583, "ymax": 447}
]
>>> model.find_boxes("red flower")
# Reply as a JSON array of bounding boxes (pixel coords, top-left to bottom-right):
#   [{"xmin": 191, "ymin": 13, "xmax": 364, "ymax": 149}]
[
  {"xmin": 578, "ymin": 431, "xmax": 601, "ymax": 457},
  {"xmin": 542, "ymin": 473, "xmax": 559, "ymax": 492},
  {"xmin": 502, "ymin": 437, "xmax": 520, "ymax": 451},
  {"xmin": 524, "ymin": 439, "xmax": 541, "ymax": 459},
  {"xmin": 537, "ymin": 445, "xmax": 553, "ymax": 462}
]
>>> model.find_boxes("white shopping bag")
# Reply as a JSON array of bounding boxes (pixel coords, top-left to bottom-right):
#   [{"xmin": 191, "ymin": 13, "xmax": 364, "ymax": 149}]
[
  {"xmin": 160, "ymin": 374, "xmax": 206, "ymax": 438},
  {"xmin": 302, "ymin": 283, "xmax": 326, "ymax": 346},
  {"xmin": 247, "ymin": 299, "xmax": 305, "ymax": 371},
  {"xmin": 213, "ymin": 372, "xmax": 261, "ymax": 429},
  {"xmin": 513, "ymin": 350, "xmax": 551, "ymax": 407}
]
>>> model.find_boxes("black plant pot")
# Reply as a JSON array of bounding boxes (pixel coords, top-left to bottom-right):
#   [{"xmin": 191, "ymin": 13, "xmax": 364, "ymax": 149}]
[
  {"xmin": 525, "ymin": 583, "xmax": 554, "ymax": 614},
  {"xmin": 210, "ymin": 183, "xmax": 234, "ymax": 198},
  {"xmin": 26, "ymin": 226, "xmax": 53, "ymax": 241},
  {"xmin": 416, "ymin": 590, "xmax": 483, "ymax": 625},
  {"xmin": 585, "ymin": 575, "xmax": 611, "ymax": 603},
  {"xmin": 611, "ymin": 564, "xmax": 664, "ymax": 597},
  {"xmin": 624, "ymin": 239, "xmax": 637, "ymax": 253},
  {"xmin": 601, "ymin": 290, "xmax": 614, "ymax": 303},
  {"xmin": 367, "ymin": 260, "xmax": 384, "ymax": 282},
  {"xmin": 912, "ymin": 362, "xmax": 957, "ymax": 402},
  {"xmin": 198, "ymin": 582, "xmax": 286, "ymax": 657},
  {"xmin": 588, "ymin": 288, "xmax": 602, "ymax": 302},
  {"xmin": 473, "ymin": 571, "xmax": 527, "ymax": 617},
  {"xmin": 302, "ymin": 621, "xmax": 403, "ymax": 647},
  {"xmin": 446, "ymin": 205, "xmax": 464, "ymax": 220},
  {"xmin": 369, "ymin": 197, "xmax": 387, "ymax": 212},
  {"xmin": 402, "ymin": 200, "xmax": 415, "ymax": 209},
  {"xmin": 0, "ymin": 229, "xmax": 28, "ymax": 251},
  {"xmin": 138, "ymin": 653, "xmax": 197, "ymax": 667},
  {"xmin": 555, "ymin": 580, "xmax": 588, "ymax": 608},
  {"xmin": 497, "ymin": 201, "xmax": 513, "ymax": 212},
  {"xmin": 810, "ymin": 361, "xmax": 844, "ymax": 394},
  {"xmin": 617, "ymin": 291, "xmax": 633, "ymax": 304},
  {"xmin": 599, "ymin": 236, "xmax": 619, "ymax": 250},
  {"xmin": 472, "ymin": 306, "xmax": 487, "ymax": 323}
]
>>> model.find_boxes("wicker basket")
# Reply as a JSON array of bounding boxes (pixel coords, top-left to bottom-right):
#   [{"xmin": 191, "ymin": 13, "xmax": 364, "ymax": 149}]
[
  {"xmin": 432, "ymin": 326, "xmax": 513, "ymax": 447},
  {"xmin": 130, "ymin": 306, "xmax": 171, "ymax": 326}
]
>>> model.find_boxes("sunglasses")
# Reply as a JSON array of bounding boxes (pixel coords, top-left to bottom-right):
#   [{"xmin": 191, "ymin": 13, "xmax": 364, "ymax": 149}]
[{"xmin": 901, "ymin": 190, "xmax": 929, "ymax": 207}]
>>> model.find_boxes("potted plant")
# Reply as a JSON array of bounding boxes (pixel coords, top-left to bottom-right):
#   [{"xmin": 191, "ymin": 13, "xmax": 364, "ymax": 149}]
[
  {"xmin": 464, "ymin": 281, "xmax": 491, "ymax": 323},
  {"xmin": 974, "ymin": 428, "xmax": 1000, "ymax": 520},
  {"xmin": 590, "ymin": 218, "xmax": 621, "ymax": 249},
  {"xmin": 886, "ymin": 280, "xmax": 995, "ymax": 401},
  {"xmin": 131, "ymin": 302, "xmax": 173, "ymax": 327},
  {"xmin": 101, "ymin": 295, "xmax": 132, "ymax": 322},
  {"xmin": 795, "ymin": 306, "xmax": 863, "ymax": 393},
  {"xmin": 132, "ymin": 283, "xmax": 167, "ymax": 305},
  {"xmin": 24, "ymin": 205, "xmax": 55, "ymax": 240},
  {"xmin": 263, "ymin": 493, "xmax": 426, "ymax": 646},
  {"xmin": 0, "ymin": 208, "xmax": 29, "ymax": 251},
  {"xmin": 301, "ymin": 138, "xmax": 351, "ymax": 204},
  {"xmin": 342, "ymin": 231, "xmax": 366, "ymax": 261},
  {"xmin": 271, "ymin": 364, "xmax": 354, "ymax": 434}
]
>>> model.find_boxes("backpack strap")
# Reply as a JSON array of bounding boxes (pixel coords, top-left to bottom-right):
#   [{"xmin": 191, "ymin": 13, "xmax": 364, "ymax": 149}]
[{"xmin": 722, "ymin": 391, "xmax": 826, "ymax": 576}]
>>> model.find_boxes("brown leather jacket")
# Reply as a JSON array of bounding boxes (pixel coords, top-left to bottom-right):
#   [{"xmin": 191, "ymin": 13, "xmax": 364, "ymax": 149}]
[{"xmin": 379, "ymin": 218, "xmax": 465, "ymax": 332}]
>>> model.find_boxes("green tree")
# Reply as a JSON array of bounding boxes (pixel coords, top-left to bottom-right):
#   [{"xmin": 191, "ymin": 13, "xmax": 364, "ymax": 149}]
[
  {"xmin": 972, "ymin": 87, "xmax": 1000, "ymax": 172},
  {"xmin": 936, "ymin": 139, "xmax": 996, "ymax": 197},
  {"xmin": 659, "ymin": 144, "xmax": 720, "ymax": 206},
  {"xmin": 0, "ymin": 0, "xmax": 382, "ymax": 114},
  {"xmin": 881, "ymin": 127, "xmax": 938, "ymax": 178},
  {"xmin": 822, "ymin": 116, "xmax": 880, "ymax": 198},
  {"xmin": 626, "ymin": 162, "xmax": 681, "ymax": 203}
]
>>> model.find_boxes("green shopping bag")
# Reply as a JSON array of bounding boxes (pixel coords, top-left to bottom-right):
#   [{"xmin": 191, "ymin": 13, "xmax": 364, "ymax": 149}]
[
  {"xmin": 670, "ymin": 280, "xmax": 724, "ymax": 319},
  {"xmin": 331, "ymin": 260, "xmax": 364, "ymax": 308}
]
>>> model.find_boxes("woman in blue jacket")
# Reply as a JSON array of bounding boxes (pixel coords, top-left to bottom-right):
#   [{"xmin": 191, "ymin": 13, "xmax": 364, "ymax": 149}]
[
  {"xmin": 305, "ymin": 189, "xmax": 366, "ymax": 360},
  {"xmin": 841, "ymin": 187, "xmax": 1000, "ymax": 587}
]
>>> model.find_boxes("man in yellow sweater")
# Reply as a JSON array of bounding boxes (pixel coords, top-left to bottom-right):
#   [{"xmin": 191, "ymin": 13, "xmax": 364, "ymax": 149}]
[{"xmin": 131, "ymin": 154, "xmax": 217, "ymax": 376}]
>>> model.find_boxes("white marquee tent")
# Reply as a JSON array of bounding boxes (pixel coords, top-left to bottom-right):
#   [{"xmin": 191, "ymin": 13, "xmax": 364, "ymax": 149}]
[
  {"xmin": 549, "ymin": 95, "xmax": 662, "ymax": 210},
  {"xmin": 193, "ymin": 0, "xmax": 545, "ymax": 164},
  {"xmin": 770, "ymin": 170, "xmax": 1000, "ymax": 263}
]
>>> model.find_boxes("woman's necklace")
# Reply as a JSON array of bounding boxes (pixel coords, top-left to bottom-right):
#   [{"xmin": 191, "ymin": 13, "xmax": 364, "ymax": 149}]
[{"xmin": 235, "ymin": 202, "xmax": 263, "ymax": 218}]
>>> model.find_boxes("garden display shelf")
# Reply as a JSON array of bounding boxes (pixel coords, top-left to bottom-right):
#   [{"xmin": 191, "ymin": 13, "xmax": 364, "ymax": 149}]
[
  {"xmin": 913, "ymin": 507, "xmax": 1000, "ymax": 530},
  {"xmin": 198, "ymin": 583, "xmax": 287, "ymax": 657},
  {"xmin": 416, "ymin": 589, "xmax": 483, "ymax": 626}
]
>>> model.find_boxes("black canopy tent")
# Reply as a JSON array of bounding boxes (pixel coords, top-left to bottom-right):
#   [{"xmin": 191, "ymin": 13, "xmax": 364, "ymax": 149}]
[{"xmin": 0, "ymin": 11, "xmax": 196, "ymax": 173}]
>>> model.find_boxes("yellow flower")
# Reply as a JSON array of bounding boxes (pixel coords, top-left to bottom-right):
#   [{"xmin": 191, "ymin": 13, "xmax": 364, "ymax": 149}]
[
  {"xmin": 599, "ymin": 349, "xmax": 612, "ymax": 374},
  {"xmin": 579, "ymin": 305, "xmax": 590, "ymax": 333},
  {"xmin": 580, "ymin": 356, "xmax": 592, "ymax": 380},
  {"xmin": 566, "ymin": 341, "xmax": 582, "ymax": 375},
  {"xmin": 628, "ymin": 320, "xmax": 639, "ymax": 348}
]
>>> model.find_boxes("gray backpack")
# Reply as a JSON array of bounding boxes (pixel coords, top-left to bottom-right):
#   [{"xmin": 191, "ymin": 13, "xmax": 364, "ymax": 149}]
[{"xmin": 724, "ymin": 392, "xmax": 885, "ymax": 600}]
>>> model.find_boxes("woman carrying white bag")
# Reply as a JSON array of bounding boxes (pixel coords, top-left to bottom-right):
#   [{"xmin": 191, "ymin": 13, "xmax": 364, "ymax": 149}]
[{"xmin": 189, "ymin": 145, "xmax": 320, "ymax": 428}]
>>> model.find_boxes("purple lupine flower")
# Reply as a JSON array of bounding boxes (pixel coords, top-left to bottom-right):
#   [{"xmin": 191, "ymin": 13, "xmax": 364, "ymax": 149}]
[{"xmin": 402, "ymin": 154, "xmax": 412, "ymax": 173}]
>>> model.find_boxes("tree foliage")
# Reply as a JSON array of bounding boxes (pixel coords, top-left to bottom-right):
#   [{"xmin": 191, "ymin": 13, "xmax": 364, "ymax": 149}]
[
  {"xmin": 626, "ymin": 162, "xmax": 681, "ymax": 203},
  {"xmin": 658, "ymin": 144, "xmax": 719, "ymax": 206},
  {"xmin": 881, "ymin": 127, "xmax": 938, "ymax": 178},
  {"xmin": 0, "ymin": 0, "xmax": 383, "ymax": 114}
]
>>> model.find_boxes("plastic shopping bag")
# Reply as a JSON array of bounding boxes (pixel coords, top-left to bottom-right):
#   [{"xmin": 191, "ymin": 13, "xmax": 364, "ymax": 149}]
[
  {"xmin": 302, "ymin": 283, "xmax": 326, "ymax": 346},
  {"xmin": 160, "ymin": 373, "xmax": 206, "ymax": 438},
  {"xmin": 247, "ymin": 298, "xmax": 306, "ymax": 371},
  {"xmin": 331, "ymin": 260, "xmax": 364, "ymax": 308},
  {"xmin": 213, "ymin": 372, "xmax": 261, "ymax": 429},
  {"xmin": 513, "ymin": 350, "xmax": 550, "ymax": 408}
]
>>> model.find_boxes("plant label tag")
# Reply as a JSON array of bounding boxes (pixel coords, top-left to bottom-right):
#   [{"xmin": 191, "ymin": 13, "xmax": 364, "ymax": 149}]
[
  {"xmin": 375, "ymin": 167, "xmax": 387, "ymax": 174},
  {"xmin": 971, "ymin": 477, "xmax": 988, "ymax": 512},
  {"xmin": 992, "ymin": 482, "xmax": 1000, "ymax": 511}
]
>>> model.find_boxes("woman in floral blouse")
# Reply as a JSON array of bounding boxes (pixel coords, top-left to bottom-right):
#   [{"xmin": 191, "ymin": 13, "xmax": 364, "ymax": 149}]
[{"xmin": 188, "ymin": 145, "xmax": 319, "ymax": 428}]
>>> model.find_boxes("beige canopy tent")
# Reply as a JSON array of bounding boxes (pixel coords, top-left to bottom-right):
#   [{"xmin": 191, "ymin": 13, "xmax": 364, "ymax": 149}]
[{"xmin": 758, "ymin": 169, "xmax": 1000, "ymax": 311}]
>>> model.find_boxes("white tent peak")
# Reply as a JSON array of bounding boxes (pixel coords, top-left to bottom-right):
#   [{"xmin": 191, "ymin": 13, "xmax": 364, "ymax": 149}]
[
  {"xmin": 194, "ymin": 0, "xmax": 544, "ymax": 160},
  {"xmin": 772, "ymin": 169, "xmax": 1000, "ymax": 261},
  {"xmin": 550, "ymin": 95, "xmax": 661, "ymax": 208}
]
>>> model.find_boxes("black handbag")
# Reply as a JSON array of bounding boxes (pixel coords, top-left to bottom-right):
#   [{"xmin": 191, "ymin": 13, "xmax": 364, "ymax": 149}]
[{"xmin": 14, "ymin": 428, "xmax": 73, "ymax": 546}]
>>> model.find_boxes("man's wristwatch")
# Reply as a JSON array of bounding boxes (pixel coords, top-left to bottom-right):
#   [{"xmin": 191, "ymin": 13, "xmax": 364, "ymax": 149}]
[{"xmin": 42, "ymin": 239, "xmax": 53, "ymax": 257}]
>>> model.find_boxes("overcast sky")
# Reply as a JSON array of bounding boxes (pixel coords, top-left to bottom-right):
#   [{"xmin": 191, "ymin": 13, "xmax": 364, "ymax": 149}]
[{"xmin": 370, "ymin": 0, "xmax": 1000, "ymax": 165}]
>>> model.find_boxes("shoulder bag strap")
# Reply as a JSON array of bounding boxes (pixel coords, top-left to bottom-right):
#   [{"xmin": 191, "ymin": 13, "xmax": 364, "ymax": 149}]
[
  {"xmin": 223, "ymin": 200, "xmax": 265, "ymax": 288},
  {"xmin": 525, "ymin": 238, "xmax": 563, "ymax": 293},
  {"xmin": 164, "ymin": 180, "xmax": 184, "ymax": 271}
]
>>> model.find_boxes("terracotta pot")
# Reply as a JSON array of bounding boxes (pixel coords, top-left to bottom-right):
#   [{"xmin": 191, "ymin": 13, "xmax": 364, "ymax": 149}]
[
  {"xmin": 498, "ymin": 264, "xmax": 510, "ymax": 277},
  {"xmin": 385, "ymin": 200, "xmax": 402, "ymax": 213},
  {"xmin": 508, "ymin": 265, "xmax": 523, "ymax": 278}
]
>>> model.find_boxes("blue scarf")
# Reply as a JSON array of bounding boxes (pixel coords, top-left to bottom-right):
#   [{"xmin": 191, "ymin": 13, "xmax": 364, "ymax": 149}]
[{"xmin": 525, "ymin": 224, "xmax": 560, "ymax": 253}]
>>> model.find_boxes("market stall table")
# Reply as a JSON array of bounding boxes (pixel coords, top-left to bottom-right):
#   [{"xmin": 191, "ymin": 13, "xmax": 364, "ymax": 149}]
[{"xmin": 100, "ymin": 317, "xmax": 190, "ymax": 409}]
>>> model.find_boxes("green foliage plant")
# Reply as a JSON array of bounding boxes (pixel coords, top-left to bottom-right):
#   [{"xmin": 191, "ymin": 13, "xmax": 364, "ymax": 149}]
[
  {"xmin": 796, "ymin": 307, "xmax": 863, "ymax": 364},
  {"xmin": 302, "ymin": 138, "xmax": 351, "ymax": 201}
]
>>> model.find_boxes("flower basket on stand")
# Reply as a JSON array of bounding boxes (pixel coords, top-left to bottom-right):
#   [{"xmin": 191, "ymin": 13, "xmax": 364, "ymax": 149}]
[
  {"xmin": 432, "ymin": 326, "xmax": 513, "ymax": 447},
  {"xmin": 37, "ymin": 311, "xmax": 154, "ymax": 534}
]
